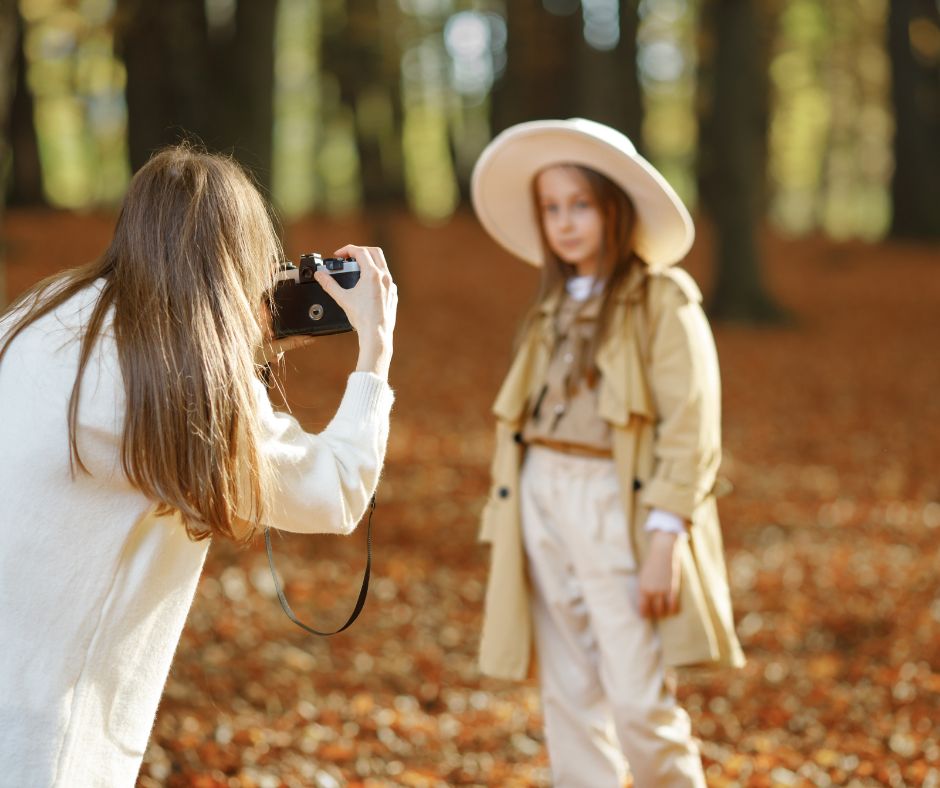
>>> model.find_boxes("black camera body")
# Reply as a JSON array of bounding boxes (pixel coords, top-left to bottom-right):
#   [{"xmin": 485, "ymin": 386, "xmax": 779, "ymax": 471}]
[{"xmin": 270, "ymin": 253, "xmax": 360, "ymax": 339}]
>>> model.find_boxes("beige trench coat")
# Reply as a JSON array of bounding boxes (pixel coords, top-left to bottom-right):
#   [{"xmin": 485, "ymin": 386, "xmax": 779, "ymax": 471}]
[{"xmin": 478, "ymin": 264, "xmax": 746, "ymax": 681}]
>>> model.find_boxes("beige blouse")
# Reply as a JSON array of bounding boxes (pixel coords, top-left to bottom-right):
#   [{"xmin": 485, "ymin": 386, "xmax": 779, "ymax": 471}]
[{"xmin": 522, "ymin": 290, "xmax": 612, "ymax": 452}]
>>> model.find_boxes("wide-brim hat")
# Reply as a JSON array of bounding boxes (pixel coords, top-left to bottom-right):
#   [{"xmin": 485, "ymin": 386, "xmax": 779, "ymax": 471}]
[{"xmin": 470, "ymin": 118, "xmax": 694, "ymax": 270}]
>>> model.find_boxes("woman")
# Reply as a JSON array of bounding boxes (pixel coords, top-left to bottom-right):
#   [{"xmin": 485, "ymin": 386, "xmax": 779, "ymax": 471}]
[
  {"xmin": 0, "ymin": 145, "xmax": 396, "ymax": 786},
  {"xmin": 471, "ymin": 119, "xmax": 744, "ymax": 787}
]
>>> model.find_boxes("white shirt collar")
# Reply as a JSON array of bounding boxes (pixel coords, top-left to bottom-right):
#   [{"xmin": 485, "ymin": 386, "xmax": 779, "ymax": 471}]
[{"xmin": 566, "ymin": 275, "xmax": 600, "ymax": 302}]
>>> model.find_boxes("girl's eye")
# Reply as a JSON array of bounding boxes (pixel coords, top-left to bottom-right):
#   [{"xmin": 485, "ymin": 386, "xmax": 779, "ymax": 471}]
[
  {"xmin": 543, "ymin": 204, "xmax": 559, "ymax": 214},
  {"xmin": 574, "ymin": 200, "xmax": 591, "ymax": 210}
]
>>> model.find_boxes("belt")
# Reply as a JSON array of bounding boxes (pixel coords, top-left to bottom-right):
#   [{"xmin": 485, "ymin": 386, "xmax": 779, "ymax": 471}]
[{"xmin": 526, "ymin": 437, "xmax": 614, "ymax": 460}]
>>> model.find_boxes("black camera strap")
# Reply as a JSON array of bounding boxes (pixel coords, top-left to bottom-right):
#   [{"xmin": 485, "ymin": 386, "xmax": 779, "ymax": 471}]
[{"xmin": 263, "ymin": 496, "xmax": 375, "ymax": 636}]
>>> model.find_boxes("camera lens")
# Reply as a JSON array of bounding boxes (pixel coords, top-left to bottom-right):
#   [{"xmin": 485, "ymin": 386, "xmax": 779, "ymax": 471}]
[{"xmin": 301, "ymin": 267, "xmax": 315, "ymax": 281}]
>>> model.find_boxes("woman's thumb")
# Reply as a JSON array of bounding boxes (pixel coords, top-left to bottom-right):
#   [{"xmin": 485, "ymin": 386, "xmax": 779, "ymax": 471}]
[{"xmin": 314, "ymin": 269, "xmax": 344, "ymax": 303}]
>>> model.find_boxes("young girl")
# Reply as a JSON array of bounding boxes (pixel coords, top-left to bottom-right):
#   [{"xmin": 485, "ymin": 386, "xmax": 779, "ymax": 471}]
[
  {"xmin": 471, "ymin": 119, "xmax": 744, "ymax": 787},
  {"xmin": 0, "ymin": 146, "xmax": 396, "ymax": 785}
]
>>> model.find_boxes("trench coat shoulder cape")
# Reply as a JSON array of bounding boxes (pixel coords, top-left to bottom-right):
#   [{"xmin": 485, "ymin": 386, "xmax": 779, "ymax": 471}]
[{"xmin": 477, "ymin": 263, "xmax": 746, "ymax": 681}]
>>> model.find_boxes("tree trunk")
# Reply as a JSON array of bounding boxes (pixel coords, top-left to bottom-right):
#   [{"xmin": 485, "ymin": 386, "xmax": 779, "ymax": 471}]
[
  {"xmin": 321, "ymin": 0, "xmax": 404, "ymax": 257},
  {"xmin": 8, "ymin": 7, "xmax": 43, "ymax": 207},
  {"xmin": 699, "ymin": 0, "xmax": 781, "ymax": 323},
  {"xmin": 116, "ymin": 0, "xmax": 213, "ymax": 172},
  {"xmin": 209, "ymin": 0, "xmax": 279, "ymax": 193},
  {"xmin": 492, "ymin": 1, "xmax": 581, "ymax": 132},
  {"xmin": 0, "ymin": 0, "xmax": 18, "ymax": 307},
  {"xmin": 116, "ymin": 0, "xmax": 279, "ymax": 190},
  {"xmin": 888, "ymin": 0, "xmax": 940, "ymax": 239},
  {"xmin": 322, "ymin": 0, "xmax": 403, "ymax": 207},
  {"xmin": 576, "ymin": 0, "xmax": 644, "ymax": 150}
]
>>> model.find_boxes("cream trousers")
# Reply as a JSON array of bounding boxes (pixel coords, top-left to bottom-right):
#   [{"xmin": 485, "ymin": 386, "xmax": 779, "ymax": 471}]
[{"xmin": 520, "ymin": 446, "xmax": 706, "ymax": 788}]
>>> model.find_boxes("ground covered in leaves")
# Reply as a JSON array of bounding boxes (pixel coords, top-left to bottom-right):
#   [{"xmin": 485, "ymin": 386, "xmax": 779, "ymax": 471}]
[{"xmin": 4, "ymin": 211, "xmax": 939, "ymax": 787}]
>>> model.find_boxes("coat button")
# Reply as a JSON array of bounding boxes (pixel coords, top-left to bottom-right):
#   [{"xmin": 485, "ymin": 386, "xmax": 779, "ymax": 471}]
[
  {"xmin": 633, "ymin": 478, "xmax": 643, "ymax": 491},
  {"xmin": 498, "ymin": 486, "xmax": 510, "ymax": 499},
  {"xmin": 513, "ymin": 432, "xmax": 524, "ymax": 444}
]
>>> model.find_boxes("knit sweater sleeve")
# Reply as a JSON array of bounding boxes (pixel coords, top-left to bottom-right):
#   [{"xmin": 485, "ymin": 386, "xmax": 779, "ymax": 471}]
[{"xmin": 252, "ymin": 371, "xmax": 394, "ymax": 535}]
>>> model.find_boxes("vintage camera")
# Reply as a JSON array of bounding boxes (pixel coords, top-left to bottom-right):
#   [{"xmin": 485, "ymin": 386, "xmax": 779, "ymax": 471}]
[{"xmin": 270, "ymin": 253, "xmax": 360, "ymax": 339}]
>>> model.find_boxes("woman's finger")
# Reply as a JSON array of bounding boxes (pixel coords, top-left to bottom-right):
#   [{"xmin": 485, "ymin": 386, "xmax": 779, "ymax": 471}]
[
  {"xmin": 313, "ymin": 268, "xmax": 347, "ymax": 305},
  {"xmin": 366, "ymin": 246, "xmax": 390, "ymax": 274},
  {"xmin": 334, "ymin": 244, "xmax": 377, "ymax": 277},
  {"xmin": 333, "ymin": 243, "xmax": 364, "ymax": 261},
  {"xmin": 366, "ymin": 247, "xmax": 394, "ymax": 292},
  {"xmin": 270, "ymin": 334, "xmax": 316, "ymax": 355}
]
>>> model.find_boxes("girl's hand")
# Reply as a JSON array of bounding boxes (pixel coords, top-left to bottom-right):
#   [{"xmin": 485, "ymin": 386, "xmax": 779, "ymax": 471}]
[
  {"xmin": 638, "ymin": 531, "xmax": 683, "ymax": 619},
  {"xmin": 314, "ymin": 245, "xmax": 398, "ymax": 379}
]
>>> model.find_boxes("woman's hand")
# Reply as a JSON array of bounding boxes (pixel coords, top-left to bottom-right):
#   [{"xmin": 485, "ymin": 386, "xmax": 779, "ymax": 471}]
[
  {"xmin": 315, "ymin": 245, "xmax": 398, "ymax": 379},
  {"xmin": 257, "ymin": 304, "xmax": 317, "ymax": 366},
  {"xmin": 638, "ymin": 531, "xmax": 683, "ymax": 619}
]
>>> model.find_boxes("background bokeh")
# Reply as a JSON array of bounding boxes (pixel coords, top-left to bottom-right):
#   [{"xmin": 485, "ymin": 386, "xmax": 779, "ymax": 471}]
[{"xmin": 1, "ymin": 1, "xmax": 940, "ymax": 786}]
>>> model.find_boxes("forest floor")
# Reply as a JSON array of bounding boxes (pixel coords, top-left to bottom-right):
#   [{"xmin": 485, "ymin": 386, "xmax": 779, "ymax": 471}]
[{"xmin": 3, "ymin": 209, "xmax": 940, "ymax": 788}]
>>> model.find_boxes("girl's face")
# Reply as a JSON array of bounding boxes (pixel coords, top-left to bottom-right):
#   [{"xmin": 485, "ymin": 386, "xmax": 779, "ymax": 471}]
[{"xmin": 536, "ymin": 165, "xmax": 605, "ymax": 278}]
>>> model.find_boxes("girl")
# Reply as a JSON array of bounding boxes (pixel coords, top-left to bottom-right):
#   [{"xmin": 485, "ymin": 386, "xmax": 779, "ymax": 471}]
[
  {"xmin": 471, "ymin": 119, "xmax": 744, "ymax": 787},
  {"xmin": 0, "ymin": 146, "xmax": 396, "ymax": 786}
]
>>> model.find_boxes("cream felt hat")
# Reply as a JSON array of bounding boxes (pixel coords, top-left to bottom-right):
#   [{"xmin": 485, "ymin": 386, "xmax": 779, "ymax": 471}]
[{"xmin": 470, "ymin": 118, "xmax": 694, "ymax": 270}]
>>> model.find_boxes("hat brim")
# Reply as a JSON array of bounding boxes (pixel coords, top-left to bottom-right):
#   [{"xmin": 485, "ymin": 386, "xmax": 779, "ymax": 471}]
[{"xmin": 470, "ymin": 119, "xmax": 694, "ymax": 270}]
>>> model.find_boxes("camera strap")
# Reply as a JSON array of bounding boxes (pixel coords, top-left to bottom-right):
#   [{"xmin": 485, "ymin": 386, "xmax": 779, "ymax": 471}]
[{"xmin": 263, "ymin": 496, "xmax": 375, "ymax": 636}]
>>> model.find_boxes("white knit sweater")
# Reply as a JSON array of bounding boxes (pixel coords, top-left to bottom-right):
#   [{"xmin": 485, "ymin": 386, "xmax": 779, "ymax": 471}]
[{"xmin": 0, "ymin": 283, "xmax": 394, "ymax": 786}]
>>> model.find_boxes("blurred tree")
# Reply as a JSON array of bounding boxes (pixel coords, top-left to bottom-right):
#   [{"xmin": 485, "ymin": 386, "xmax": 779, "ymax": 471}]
[
  {"xmin": 888, "ymin": 0, "xmax": 940, "ymax": 239},
  {"xmin": 209, "ymin": 0, "xmax": 279, "ymax": 194},
  {"xmin": 7, "ymin": 5, "xmax": 42, "ymax": 207},
  {"xmin": 397, "ymin": 3, "xmax": 460, "ymax": 223},
  {"xmin": 492, "ymin": 1, "xmax": 581, "ymax": 132},
  {"xmin": 115, "ymin": 0, "xmax": 212, "ymax": 171},
  {"xmin": 321, "ymin": 0, "xmax": 403, "ymax": 255},
  {"xmin": 115, "ymin": 0, "xmax": 278, "ymax": 192},
  {"xmin": 0, "ymin": 0, "xmax": 13, "ymax": 306},
  {"xmin": 1, "ymin": 0, "xmax": 16, "ymax": 205},
  {"xmin": 322, "ymin": 0, "xmax": 403, "ymax": 208},
  {"xmin": 577, "ymin": 0, "xmax": 644, "ymax": 147},
  {"xmin": 0, "ymin": 0, "xmax": 13, "ymax": 140},
  {"xmin": 698, "ymin": 0, "xmax": 781, "ymax": 322},
  {"xmin": 493, "ymin": 1, "xmax": 642, "ymax": 142}
]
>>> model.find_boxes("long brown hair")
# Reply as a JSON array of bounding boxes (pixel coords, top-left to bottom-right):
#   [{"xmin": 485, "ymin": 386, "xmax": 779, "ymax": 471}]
[
  {"xmin": 521, "ymin": 164, "xmax": 641, "ymax": 376},
  {"xmin": 0, "ymin": 145, "xmax": 282, "ymax": 542}
]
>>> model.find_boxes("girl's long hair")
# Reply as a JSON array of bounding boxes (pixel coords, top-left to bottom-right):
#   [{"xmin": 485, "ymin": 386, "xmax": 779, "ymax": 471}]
[
  {"xmin": 521, "ymin": 164, "xmax": 641, "ymax": 381},
  {"xmin": 0, "ymin": 145, "xmax": 282, "ymax": 542}
]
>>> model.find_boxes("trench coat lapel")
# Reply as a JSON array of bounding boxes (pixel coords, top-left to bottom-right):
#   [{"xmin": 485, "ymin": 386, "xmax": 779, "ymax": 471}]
[
  {"xmin": 491, "ymin": 289, "xmax": 561, "ymax": 423},
  {"xmin": 596, "ymin": 266, "xmax": 654, "ymax": 425}
]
